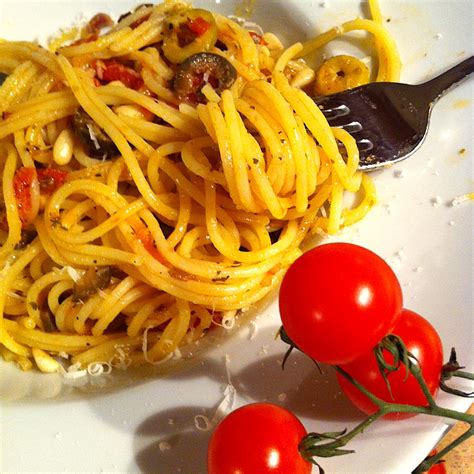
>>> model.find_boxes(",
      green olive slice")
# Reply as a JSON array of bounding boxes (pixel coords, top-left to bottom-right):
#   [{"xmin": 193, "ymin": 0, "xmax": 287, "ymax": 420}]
[{"xmin": 162, "ymin": 9, "xmax": 218, "ymax": 64}]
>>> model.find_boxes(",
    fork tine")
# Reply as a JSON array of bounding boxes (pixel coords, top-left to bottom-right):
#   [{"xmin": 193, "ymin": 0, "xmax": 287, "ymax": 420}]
[
  {"xmin": 316, "ymin": 102, "xmax": 350, "ymax": 120},
  {"xmin": 334, "ymin": 121, "xmax": 363, "ymax": 134},
  {"xmin": 313, "ymin": 56, "xmax": 474, "ymax": 171},
  {"xmin": 355, "ymin": 139, "xmax": 374, "ymax": 152}
]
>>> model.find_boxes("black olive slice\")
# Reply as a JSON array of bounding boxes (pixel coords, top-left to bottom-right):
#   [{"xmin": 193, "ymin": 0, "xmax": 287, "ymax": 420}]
[
  {"xmin": 173, "ymin": 52, "xmax": 237, "ymax": 103},
  {"xmin": 72, "ymin": 266, "xmax": 112, "ymax": 302},
  {"xmin": 72, "ymin": 108, "xmax": 119, "ymax": 160},
  {"xmin": 15, "ymin": 229, "xmax": 38, "ymax": 250}
]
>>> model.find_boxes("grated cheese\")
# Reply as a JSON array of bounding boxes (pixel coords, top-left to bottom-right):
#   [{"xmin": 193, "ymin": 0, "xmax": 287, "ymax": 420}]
[
  {"xmin": 86, "ymin": 124, "xmax": 101, "ymax": 150},
  {"xmin": 87, "ymin": 361, "xmax": 112, "ymax": 376},
  {"xmin": 224, "ymin": 353, "xmax": 232, "ymax": 385},
  {"xmin": 222, "ymin": 311, "xmax": 236, "ymax": 329},
  {"xmin": 173, "ymin": 347, "xmax": 182, "ymax": 360},
  {"xmin": 394, "ymin": 169, "xmax": 405, "ymax": 178},
  {"xmin": 65, "ymin": 266, "xmax": 83, "ymax": 283},
  {"xmin": 248, "ymin": 321, "xmax": 258, "ymax": 340},
  {"xmin": 194, "ymin": 384, "xmax": 237, "ymax": 432},
  {"xmin": 62, "ymin": 365, "xmax": 88, "ymax": 379},
  {"xmin": 450, "ymin": 193, "xmax": 473, "ymax": 206},
  {"xmin": 97, "ymin": 289, "xmax": 108, "ymax": 299},
  {"xmin": 395, "ymin": 249, "xmax": 406, "ymax": 261},
  {"xmin": 258, "ymin": 344, "xmax": 269, "ymax": 356}
]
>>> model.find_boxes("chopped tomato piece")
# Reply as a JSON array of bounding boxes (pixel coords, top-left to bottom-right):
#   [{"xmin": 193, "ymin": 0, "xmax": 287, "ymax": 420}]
[
  {"xmin": 186, "ymin": 16, "xmax": 212, "ymax": 36},
  {"xmin": 93, "ymin": 59, "xmax": 143, "ymax": 90},
  {"xmin": 249, "ymin": 31, "xmax": 267, "ymax": 46},
  {"xmin": 13, "ymin": 167, "xmax": 36, "ymax": 225},
  {"xmin": 37, "ymin": 168, "xmax": 68, "ymax": 195}
]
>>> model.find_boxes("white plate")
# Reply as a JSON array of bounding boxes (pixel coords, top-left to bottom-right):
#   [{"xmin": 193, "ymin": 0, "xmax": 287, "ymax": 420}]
[{"xmin": 1, "ymin": 1, "xmax": 473, "ymax": 473}]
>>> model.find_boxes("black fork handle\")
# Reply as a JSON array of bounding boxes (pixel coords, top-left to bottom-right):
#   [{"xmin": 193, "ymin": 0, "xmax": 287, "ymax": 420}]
[{"xmin": 419, "ymin": 56, "xmax": 474, "ymax": 104}]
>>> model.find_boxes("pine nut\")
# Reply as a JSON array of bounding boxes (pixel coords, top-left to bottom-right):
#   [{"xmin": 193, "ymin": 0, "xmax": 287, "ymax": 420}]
[{"xmin": 53, "ymin": 128, "xmax": 75, "ymax": 165}]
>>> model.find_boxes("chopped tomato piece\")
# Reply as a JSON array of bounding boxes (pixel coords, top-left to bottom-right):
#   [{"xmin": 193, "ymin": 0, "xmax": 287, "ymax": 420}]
[
  {"xmin": 13, "ymin": 167, "xmax": 36, "ymax": 225},
  {"xmin": 249, "ymin": 31, "xmax": 267, "ymax": 46},
  {"xmin": 136, "ymin": 227, "xmax": 168, "ymax": 265},
  {"xmin": 93, "ymin": 59, "xmax": 144, "ymax": 90},
  {"xmin": 186, "ymin": 16, "xmax": 212, "ymax": 36},
  {"xmin": 37, "ymin": 168, "xmax": 69, "ymax": 195}
]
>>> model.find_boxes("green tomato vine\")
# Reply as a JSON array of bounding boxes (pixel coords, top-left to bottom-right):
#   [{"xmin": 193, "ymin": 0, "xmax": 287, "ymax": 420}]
[{"xmin": 279, "ymin": 328, "xmax": 474, "ymax": 474}]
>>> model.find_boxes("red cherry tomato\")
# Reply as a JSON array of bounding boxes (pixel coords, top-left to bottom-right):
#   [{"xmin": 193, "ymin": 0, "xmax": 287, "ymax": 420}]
[
  {"xmin": 337, "ymin": 309, "xmax": 443, "ymax": 420},
  {"xmin": 424, "ymin": 451, "xmax": 447, "ymax": 474},
  {"xmin": 208, "ymin": 403, "xmax": 312, "ymax": 474},
  {"xmin": 279, "ymin": 243, "xmax": 403, "ymax": 365}
]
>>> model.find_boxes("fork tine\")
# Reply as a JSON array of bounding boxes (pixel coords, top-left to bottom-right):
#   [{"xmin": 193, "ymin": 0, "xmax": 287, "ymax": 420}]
[{"xmin": 312, "ymin": 56, "xmax": 474, "ymax": 171}]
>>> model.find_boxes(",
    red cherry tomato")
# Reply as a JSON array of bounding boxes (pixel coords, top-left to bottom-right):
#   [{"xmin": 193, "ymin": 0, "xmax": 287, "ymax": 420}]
[
  {"xmin": 424, "ymin": 451, "xmax": 447, "ymax": 474},
  {"xmin": 208, "ymin": 403, "xmax": 312, "ymax": 474},
  {"xmin": 279, "ymin": 243, "xmax": 403, "ymax": 365},
  {"xmin": 337, "ymin": 309, "xmax": 443, "ymax": 420}
]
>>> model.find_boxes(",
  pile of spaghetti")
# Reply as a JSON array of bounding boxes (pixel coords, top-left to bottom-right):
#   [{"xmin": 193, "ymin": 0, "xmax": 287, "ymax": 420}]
[{"xmin": 0, "ymin": 0, "xmax": 400, "ymax": 373}]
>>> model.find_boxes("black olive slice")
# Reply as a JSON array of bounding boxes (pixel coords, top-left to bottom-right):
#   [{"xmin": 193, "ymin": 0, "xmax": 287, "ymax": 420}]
[
  {"xmin": 173, "ymin": 52, "xmax": 237, "ymax": 103},
  {"xmin": 72, "ymin": 108, "xmax": 119, "ymax": 160}
]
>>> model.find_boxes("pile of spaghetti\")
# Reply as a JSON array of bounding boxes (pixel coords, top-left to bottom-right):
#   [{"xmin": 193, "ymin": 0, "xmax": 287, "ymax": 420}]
[{"xmin": 0, "ymin": 0, "xmax": 400, "ymax": 373}]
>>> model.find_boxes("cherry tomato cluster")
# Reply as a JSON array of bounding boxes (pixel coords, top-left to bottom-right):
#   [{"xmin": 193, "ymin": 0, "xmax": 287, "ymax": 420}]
[
  {"xmin": 278, "ymin": 243, "xmax": 443, "ymax": 418},
  {"xmin": 208, "ymin": 243, "xmax": 446, "ymax": 473}
]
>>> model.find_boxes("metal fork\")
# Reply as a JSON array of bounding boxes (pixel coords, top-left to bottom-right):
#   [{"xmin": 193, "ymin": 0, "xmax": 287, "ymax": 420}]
[{"xmin": 314, "ymin": 56, "xmax": 474, "ymax": 171}]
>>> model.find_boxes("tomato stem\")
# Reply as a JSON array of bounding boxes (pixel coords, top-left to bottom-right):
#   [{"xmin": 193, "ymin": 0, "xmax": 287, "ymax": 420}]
[
  {"xmin": 306, "ymin": 365, "xmax": 474, "ymax": 473},
  {"xmin": 440, "ymin": 347, "xmax": 474, "ymax": 398},
  {"xmin": 279, "ymin": 326, "xmax": 322, "ymax": 374},
  {"xmin": 415, "ymin": 427, "xmax": 473, "ymax": 474},
  {"xmin": 279, "ymin": 329, "xmax": 474, "ymax": 474},
  {"xmin": 374, "ymin": 335, "xmax": 437, "ymax": 408}
]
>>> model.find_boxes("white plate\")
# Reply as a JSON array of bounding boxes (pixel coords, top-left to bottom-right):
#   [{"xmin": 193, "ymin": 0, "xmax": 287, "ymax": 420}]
[{"xmin": 0, "ymin": 1, "xmax": 472, "ymax": 473}]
